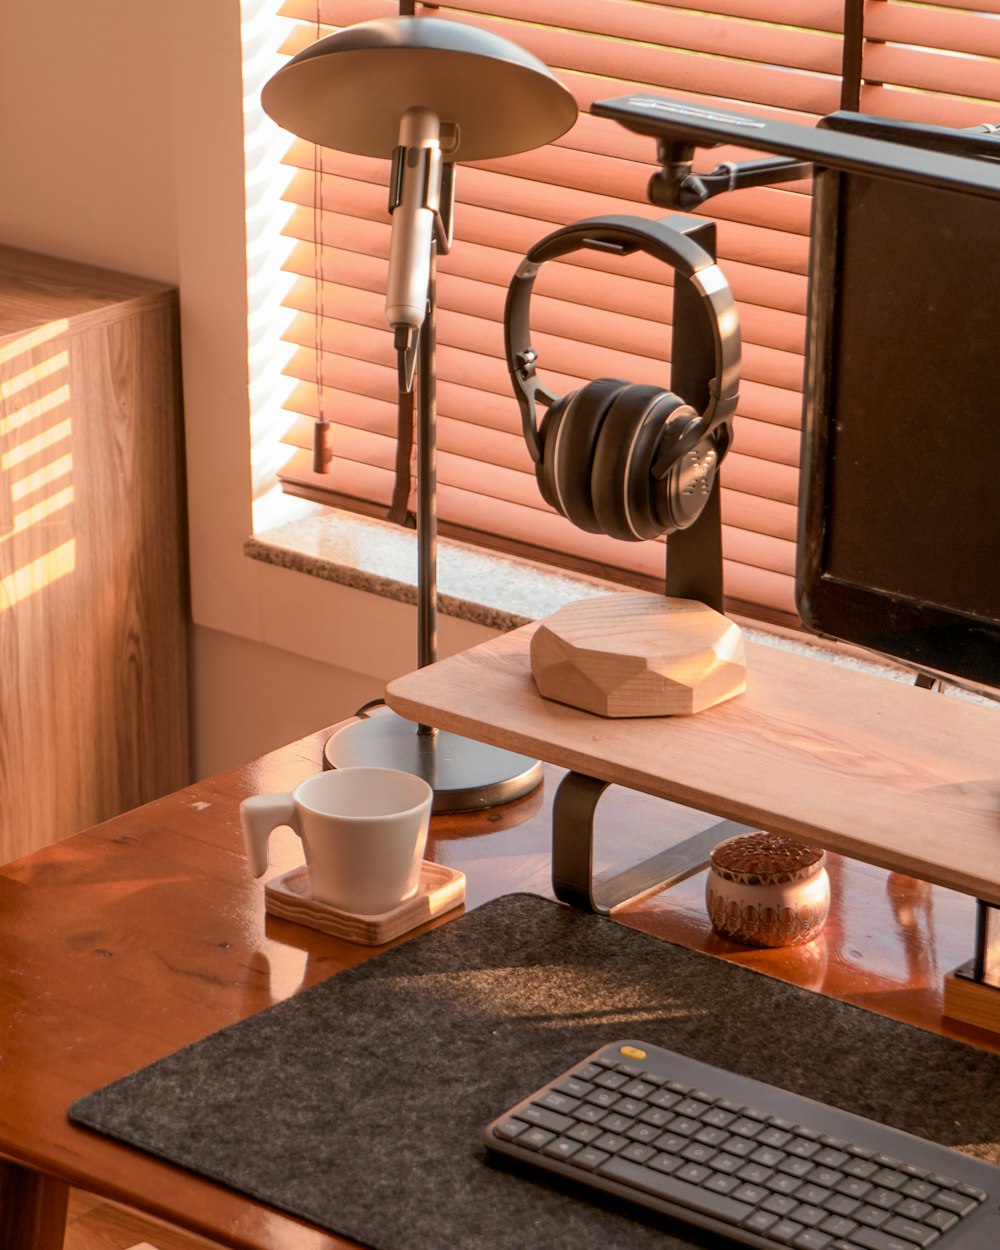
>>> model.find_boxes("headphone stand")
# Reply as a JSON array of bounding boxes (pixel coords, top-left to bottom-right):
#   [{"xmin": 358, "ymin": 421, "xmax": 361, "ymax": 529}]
[{"xmin": 661, "ymin": 215, "xmax": 725, "ymax": 613}]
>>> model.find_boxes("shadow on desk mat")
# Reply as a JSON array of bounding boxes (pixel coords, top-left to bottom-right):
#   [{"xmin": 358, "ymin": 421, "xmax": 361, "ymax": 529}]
[{"xmin": 70, "ymin": 893, "xmax": 1000, "ymax": 1250}]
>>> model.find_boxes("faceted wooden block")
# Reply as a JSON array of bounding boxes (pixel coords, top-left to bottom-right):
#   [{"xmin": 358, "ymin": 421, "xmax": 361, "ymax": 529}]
[{"xmin": 530, "ymin": 592, "xmax": 747, "ymax": 717}]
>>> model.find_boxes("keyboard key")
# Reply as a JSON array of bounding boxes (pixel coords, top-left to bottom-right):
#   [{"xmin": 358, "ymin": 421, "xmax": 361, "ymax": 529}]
[
  {"xmin": 646, "ymin": 1089, "xmax": 682, "ymax": 1111},
  {"xmin": 677, "ymin": 1162, "xmax": 712, "ymax": 1185},
  {"xmin": 733, "ymin": 1183, "xmax": 768, "ymax": 1205},
  {"xmin": 779, "ymin": 1156, "xmax": 818, "ymax": 1179},
  {"xmin": 872, "ymin": 1168, "xmax": 906, "ymax": 1190},
  {"xmin": 791, "ymin": 1231, "xmax": 833, "ymax": 1249},
  {"xmin": 924, "ymin": 1207, "xmax": 957, "ymax": 1233},
  {"xmin": 867, "ymin": 1188, "xmax": 902, "ymax": 1211},
  {"xmin": 542, "ymin": 1137, "xmax": 581, "ymax": 1161},
  {"xmin": 791, "ymin": 1203, "xmax": 826, "ymax": 1227},
  {"xmin": 585, "ymin": 1088, "xmax": 621, "ymax": 1109},
  {"xmin": 566, "ymin": 1122, "xmax": 602, "ymax": 1144},
  {"xmin": 955, "ymin": 1183, "xmax": 987, "ymax": 1201},
  {"xmin": 816, "ymin": 1148, "xmax": 850, "ymax": 1169},
  {"xmin": 882, "ymin": 1215, "xmax": 939, "ymax": 1247},
  {"xmin": 797, "ymin": 1184, "xmax": 832, "ymax": 1206},
  {"xmin": 675, "ymin": 1097, "xmax": 710, "ymax": 1118},
  {"xmin": 569, "ymin": 1145, "xmax": 610, "ymax": 1171},
  {"xmin": 621, "ymin": 1079, "xmax": 656, "ymax": 1099},
  {"xmin": 771, "ymin": 1219, "xmax": 805, "ymax": 1245},
  {"xmin": 929, "ymin": 1189, "xmax": 978, "ymax": 1217},
  {"xmin": 518, "ymin": 1126, "xmax": 556, "ymax": 1151},
  {"xmin": 893, "ymin": 1197, "xmax": 931, "ymax": 1221},
  {"xmin": 819, "ymin": 1214, "xmax": 858, "ymax": 1238},
  {"xmin": 824, "ymin": 1193, "xmax": 861, "ymax": 1218},
  {"xmin": 854, "ymin": 1204, "xmax": 891, "ymax": 1228},
  {"xmin": 846, "ymin": 1227, "xmax": 930, "ymax": 1250},
  {"xmin": 594, "ymin": 1070, "xmax": 629, "ymax": 1090},
  {"xmin": 597, "ymin": 1155, "xmax": 755, "ymax": 1223},
  {"xmin": 553, "ymin": 1076, "xmax": 592, "ymax": 1099},
  {"xmin": 767, "ymin": 1173, "xmax": 804, "ymax": 1196},
  {"xmin": 493, "ymin": 1117, "xmax": 528, "ymax": 1141},
  {"xmin": 519, "ymin": 1104, "xmax": 574, "ymax": 1134},
  {"xmin": 620, "ymin": 1142, "xmax": 656, "ymax": 1164},
  {"xmin": 809, "ymin": 1167, "xmax": 845, "ymax": 1189},
  {"xmin": 703, "ymin": 1106, "xmax": 737, "ymax": 1128},
  {"xmin": 626, "ymin": 1122, "xmax": 662, "ymax": 1145},
  {"xmin": 681, "ymin": 1142, "xmax": 717, "ymax": 1165},
  {"xmin": 599, "ymin": 1113, "xmax": 634, "ymax": 1135},
  {"xmin": 751, "ymin": 1145, "xmax": 787, "ymax": 1168},
  {"xmin": 706, "ymin": 1172, "xmax": 743, "ymax": 1195},
  {"xmin": 537, "ymin": 1089, "xmax": 580, "ymax": 1114},
  {"xmin": 593, "ymin": 1132, "xmax": 629, "ymax": 1154},
  {"xmin": 743, "ymin": 1210, "xmax": 780, "ymax": 1234},
  {"xmin": 614, "ymin": 1098, "xmax": 646, "ymax": 1118},
  {"xmin": 844, "ymin": 1157, "xmax": 880, "ymax": 1179},
  {"xmin": 763, "ymin": 1193, "xmax": 799, "ymax": 1216}
]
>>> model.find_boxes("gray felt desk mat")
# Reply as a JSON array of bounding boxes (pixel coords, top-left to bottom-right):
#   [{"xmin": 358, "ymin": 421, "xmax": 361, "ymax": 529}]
[{"xmin": 70, "ymin": 893, "xmax": 1000, "ymax": 1250}]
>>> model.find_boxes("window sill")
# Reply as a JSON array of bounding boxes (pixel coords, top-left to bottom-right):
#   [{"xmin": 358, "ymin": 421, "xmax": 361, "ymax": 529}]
[
  {"xmin": 245, "ymin": 508, "xmax": 616, "ymax": 633},
  {"xmin": 245, "ymin": 508, "xmax": 995, "ymax": 706}
]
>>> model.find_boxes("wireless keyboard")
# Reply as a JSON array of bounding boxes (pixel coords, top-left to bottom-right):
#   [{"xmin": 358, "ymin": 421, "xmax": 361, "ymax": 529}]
[{"xmin": 483, "ymin": 1040, "xmax": 999, "ymax": 1250}]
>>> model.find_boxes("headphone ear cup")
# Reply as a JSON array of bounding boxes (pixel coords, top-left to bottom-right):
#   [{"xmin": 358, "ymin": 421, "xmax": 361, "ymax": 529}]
[
  {"xmin": 591, "ymin": 387, "xmax": 688, "ymax": 541},
  {"xmin": 534, "ymin": 392, "xmax": 573, "ymax": 514},
  {"xmin": 544, "ymin": 377, "xmax": 628, "ymax": 533},
  {"xmin": 652, "ymin": 413, "xmax": 721, "ymax": 532}
]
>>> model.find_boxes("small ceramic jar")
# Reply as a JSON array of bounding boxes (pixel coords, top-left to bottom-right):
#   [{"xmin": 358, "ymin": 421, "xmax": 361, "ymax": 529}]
[{"xmin": 705, "ymin": 832, "xmax": 830, "ymax": 948}]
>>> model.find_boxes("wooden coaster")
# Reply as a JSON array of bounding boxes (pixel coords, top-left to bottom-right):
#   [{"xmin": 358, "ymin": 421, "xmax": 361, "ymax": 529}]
[{"xmin": 264, "ymin": 861, "xmax": 466, "ymax": 946}]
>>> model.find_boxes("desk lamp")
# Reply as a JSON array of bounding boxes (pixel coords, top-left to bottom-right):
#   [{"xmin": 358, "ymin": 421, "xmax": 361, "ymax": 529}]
[{"xmin": 262, "ymin": 16, "xmax": 578, "ymax": 810}]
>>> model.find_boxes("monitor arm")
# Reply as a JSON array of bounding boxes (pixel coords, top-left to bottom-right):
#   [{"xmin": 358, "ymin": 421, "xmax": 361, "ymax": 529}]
[{"xmin": 647, "ymin": 135, "xmax": 812, "ymax": 210}]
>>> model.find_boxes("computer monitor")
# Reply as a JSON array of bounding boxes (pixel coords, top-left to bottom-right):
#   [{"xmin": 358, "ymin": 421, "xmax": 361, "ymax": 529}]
[{"xmin": 796, "ymin": 115, "xmax": 1000, "ymax": 692}]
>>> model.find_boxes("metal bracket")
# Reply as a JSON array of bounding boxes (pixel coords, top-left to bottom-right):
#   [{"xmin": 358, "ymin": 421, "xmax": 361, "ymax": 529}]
[
  {"xmin": 956, "ymin": 899, "xmax": 1000, "ymax": 990},
  {"xmin": 551, "ymin": 770, "xmax": 754, "ymax": 914}
]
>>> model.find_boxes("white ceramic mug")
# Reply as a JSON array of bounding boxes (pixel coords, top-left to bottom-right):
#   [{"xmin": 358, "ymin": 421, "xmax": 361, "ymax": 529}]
[{"xmin": 240, "ymin": 767, "xmax": 433, "ymax": 915}]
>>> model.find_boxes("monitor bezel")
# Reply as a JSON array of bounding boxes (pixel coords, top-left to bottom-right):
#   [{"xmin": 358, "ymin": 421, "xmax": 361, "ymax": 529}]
[{"xmin": 795, "ymin": 156, "xmax": 1000, "ymax": 692}]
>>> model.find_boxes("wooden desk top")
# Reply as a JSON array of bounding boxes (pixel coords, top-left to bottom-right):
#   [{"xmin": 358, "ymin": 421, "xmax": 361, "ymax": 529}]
[
  {"xmin": 0, "ymin": 725, "xmax": 997, "ymax": 1250},
  {"xmin": 386, "ymin": 623, "xmax": 1000, "ymax": 904}
]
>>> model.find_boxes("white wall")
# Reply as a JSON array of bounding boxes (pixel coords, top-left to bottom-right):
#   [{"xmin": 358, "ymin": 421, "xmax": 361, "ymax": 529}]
[{"xmin": 0, "ymin": 1, "xmax": 497, "ymax": 778}]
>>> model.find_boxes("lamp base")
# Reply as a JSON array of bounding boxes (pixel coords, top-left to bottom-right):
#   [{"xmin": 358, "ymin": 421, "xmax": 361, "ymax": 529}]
[{"xmin": 323, "ymin": 710, "xmax": 543, "ymax": 813}]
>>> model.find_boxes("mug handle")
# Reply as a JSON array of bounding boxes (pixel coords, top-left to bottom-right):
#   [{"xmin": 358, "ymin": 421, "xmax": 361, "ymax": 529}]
[{"xmin": 240, "ymin": 793, "xmax": 300, "ymax": 878}]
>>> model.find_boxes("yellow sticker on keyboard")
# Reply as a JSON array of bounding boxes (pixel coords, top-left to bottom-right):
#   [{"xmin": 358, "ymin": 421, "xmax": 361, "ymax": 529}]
[{"xmin": 619, "ymin": 1045, "xmax": 647, "ymax": 1060}]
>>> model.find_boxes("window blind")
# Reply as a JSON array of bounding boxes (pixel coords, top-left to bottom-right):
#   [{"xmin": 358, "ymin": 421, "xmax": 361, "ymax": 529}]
[{"xmin": 268, "ymin": 0, "xmax": 1000, "ymax": 626}]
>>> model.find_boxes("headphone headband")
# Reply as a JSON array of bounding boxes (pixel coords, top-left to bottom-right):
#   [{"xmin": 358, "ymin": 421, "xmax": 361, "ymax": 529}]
[{"xmin": 504, "ymin": 214, "xmax": 741, "ymax": 465}]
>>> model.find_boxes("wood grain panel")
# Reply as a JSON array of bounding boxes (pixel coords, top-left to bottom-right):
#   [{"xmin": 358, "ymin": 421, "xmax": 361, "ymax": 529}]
[{"xmin": 0, "ymin": 248, "xmax": 188, "ymax": 863}]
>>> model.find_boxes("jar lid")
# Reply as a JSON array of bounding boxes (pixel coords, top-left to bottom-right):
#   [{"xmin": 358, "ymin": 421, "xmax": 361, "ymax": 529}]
[{"xmin": 709, "ymin": 832, "xmax": 825, "ymax": 886}]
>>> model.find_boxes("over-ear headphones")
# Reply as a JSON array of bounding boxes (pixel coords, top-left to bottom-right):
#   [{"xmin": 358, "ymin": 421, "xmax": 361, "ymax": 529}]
[{"xmin": 504, "ymin": 214, "xmax": 740, "ymax": 540}]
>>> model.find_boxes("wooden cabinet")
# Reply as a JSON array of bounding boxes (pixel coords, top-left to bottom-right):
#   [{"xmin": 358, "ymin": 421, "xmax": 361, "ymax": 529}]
[{"xmin": 0, "ymin": 246, "xmax": 189, "ymax": 862}]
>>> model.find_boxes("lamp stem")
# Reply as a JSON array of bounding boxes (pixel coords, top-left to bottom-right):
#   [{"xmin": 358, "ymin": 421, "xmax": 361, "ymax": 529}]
[{"xmin": 416, "ymin": 240, "xmax": 438, "ymax": 734}]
